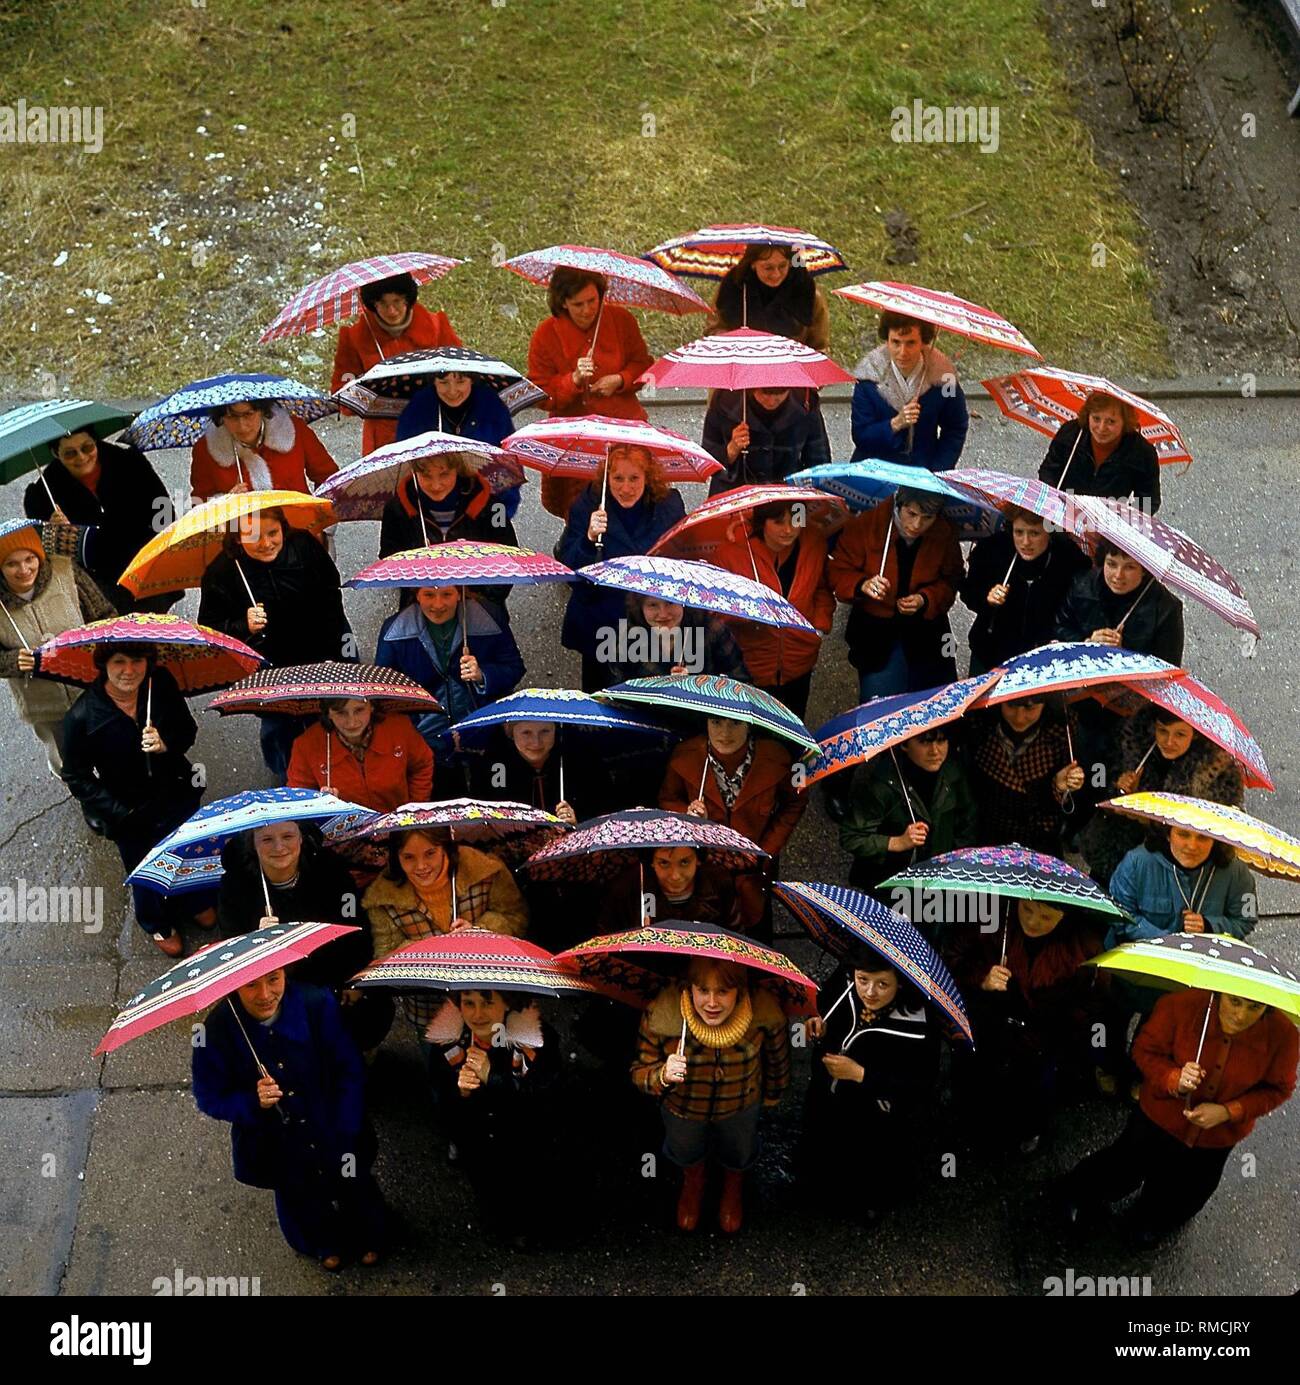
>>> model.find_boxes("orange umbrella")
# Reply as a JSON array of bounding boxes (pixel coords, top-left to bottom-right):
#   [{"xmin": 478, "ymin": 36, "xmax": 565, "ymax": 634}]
[{"xmin": 119, "ymin": 490, "xmax": 334, "ymax": 599}]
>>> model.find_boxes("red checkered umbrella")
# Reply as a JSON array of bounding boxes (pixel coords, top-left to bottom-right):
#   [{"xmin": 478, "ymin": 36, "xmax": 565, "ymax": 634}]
[
  {"xmin": 644, "ymin": 223, "xmax": 848, "ymax": 279},
  {"xmin": 984, "ymin": 366, "xmax": 1192, "ymax": 469},
  {"xmin": 259, "ymin": 252, "xmax": 463, "ymax": 342},
  {"xmin": 834, "ymin": 281, "xmax": 1042, "ymax": 358},
  {"xmin": 641, "ymin": 328, "xmax": 855, "ymax": 391},
  {"xmin": 499, "ymin": 244, "xmax": 708, "ymax": 315}
]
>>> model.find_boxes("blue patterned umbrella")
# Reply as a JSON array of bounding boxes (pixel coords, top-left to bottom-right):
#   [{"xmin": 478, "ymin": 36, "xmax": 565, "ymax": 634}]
[
  {"xmin": 808, "ymin": 672, "xmax": 1000, "ymax": 785},
  {"xmin": 595, "ymin": 673, "xmax": 818, "ymax": 754},
  {"xmin": 772, "ymin": 880, "xmax": 972, "ymax": 1045},
  {"xmin": 450, "ymin": 687, "xmax": 666, "ymax": 751},
  {"xmin": 578, "ymin": 554, "xmax": 814, "ymax": 633},
  {"xmin": 976, "ymin": 643, "xmax": 1179, "ymax": 707},
  {"xmin": 788, "ymin": 460, "xmax": 1001, "ymax": 539},
  {"xmin": 0, "ymin": 399, "xmax": 135, "ymax": 484},
  {"xmin": 882, "ymin": 845, "xmax": 1126, "ymax": 917},
  {"xmin": 126, "ymin": 788, "xmax": 373, "ymax": 894},
  {"xmin": 125, "ymin": 373, "xmax": 336, "ymax": 451}
]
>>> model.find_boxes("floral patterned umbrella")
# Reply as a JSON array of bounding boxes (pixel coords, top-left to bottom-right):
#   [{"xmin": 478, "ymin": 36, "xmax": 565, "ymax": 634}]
[
  {"xmin": 644, "ymin": 223, "xmax": 848, "ymax": 279},
  {"xmin": 556, "ymin": 921, "xmax": 817, "ymax": 1016},
  {"xmin": 523, "ymin": 808, "xmax": 767, "ymax": 884},
  {"xmin": 577, "ymin": 554, "xmax": 814, "ymax": 633},
  {"xmin": 499, "ymin": 244, "xmax": 708, "ymax": 315},
  {"xmin": 882, "ymin": 846, "xmax": 1126, "ymax": 917},
  {"xmin": 331, "ymin": 798, "xmax": 568, "ymax": 865},
  {"xmin": 771, "ymin": 880, "xmax": 972, "ymax": 1044},
  {"xmin": 209, "ymin": 661, "xmax": 441, "ymax": 717},
  {"xmin": 834, "ymin": 281, "xmax": 1042, "ymax": 358},
  {"xmin": 331, "ymin": 346, "xmax": 544, "ymax": 420},
  {"xmin": 501, "ymin": 414, "xmax": 721, "ymax": 480},
  {"xmin": 975, "ymin": 643, "xmax": 1179, "ymax": 708},
  {"xmin": 349, "ymin": 929, "xmax": 600, "ymax": 999},
  {"xmin": 125, "ymin": 373, "xmax": 336, "ymax": 451},
  {"xmin": 346, "ymin": 540, "xmax": 573, "ymax": 590},
  {"xmin": 36, "ymin": 613, "xmax": 264, "ymax": 694},
  {"xmin": 648, "ymin": 484, "xmax": 848, "ymax": 562}
]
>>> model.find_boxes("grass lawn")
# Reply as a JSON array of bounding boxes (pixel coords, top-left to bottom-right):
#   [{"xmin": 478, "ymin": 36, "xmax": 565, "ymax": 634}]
[{"xmin": 0, "ymin": 0, "xmax": 1169, "ymax": 400}]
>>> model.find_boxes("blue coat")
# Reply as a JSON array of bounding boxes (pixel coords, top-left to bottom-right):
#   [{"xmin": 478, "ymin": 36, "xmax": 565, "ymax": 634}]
[
  {"xmin": 1106, "ymin": 845, "xmax": 1256, "ymax": 949},
  {"xmin": 558, "ymin": 486, "xmax": 686, "ymax": 654},
  {"xmin": 396, "ymin": 382, "xmax": 520, "ymax": 519},
  {"xmin": 192, "ymin": 981, "xmax": 370, "ymax": 1189},
  {"xmin": 849, "ymin": 347, "xmax": 969, "ymax": 472},
  {"xmin": 374, "ymin": 596, "xmax": 525, "ymax": 753}
]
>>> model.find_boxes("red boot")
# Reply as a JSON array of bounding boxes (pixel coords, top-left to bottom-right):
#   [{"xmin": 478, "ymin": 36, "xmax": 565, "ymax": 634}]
[
  {"xmin": 718, "ymin": 1169, "xmax": 744, "ymax": 1234},
  {"xmin": 675, "ymin": 1162, "xmax": 707, "ymax": 1232}
]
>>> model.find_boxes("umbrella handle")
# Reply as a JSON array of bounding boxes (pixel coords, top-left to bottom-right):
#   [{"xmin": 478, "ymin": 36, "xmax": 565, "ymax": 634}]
[
  {"xmin": 596, "ymin": 446, "xmax": 609, "ymax": 554},
  {"xmin": 226, "ymin": 997, "xmax": 289, "ymax": 1125},
  {"xmin": 460, "ymin": 585, "xmax": 470, "ymax": 661},
  {"xmin": 417, "ymin": 486, "xmax": 430, "ymax": 547},
  {"xmin": 999, "ymin": 899, "xmax": 1009, "ymax": 967},
  {"xmin": 698, "ymin": 754, "xmax": 710, "ymax": 803},
  {"xmin": 235, "ymin": 560, "xmax": 260, "ymax": 615},
  {"xmin": 878, "ymin": 516, "xmax": 894, "ymax": 578},
  {"xmin": 1, "ymin": 601, "xmax": 32, "ymax": 652},
  {"xmin": 1192, "ymin": 992, "xmax": 1213, "ymax": 1068},
  {"xmin": 1002, "ymin": 553, "xmax": 1017, "ymax": 587},
  {"xmin": 889, "ymin": 747, "xmax": 917, "ymax": 825},
  {"xmin": 451, "ymin": 864, "xmax": 458, "ymax": 922},
  {"xmin": 819, "ymin": 980, "xmax": 855, "ymax": 1030},
  {"xmin": 558, "ymin": 745, "xmax": 565, "ymax": 809},
  {"xmin": 589, "ymin": 296, "xmax": 606, "ymax": 359},
  {"xmin": 1116, "ymin": 578, "xmax": 1154, "ymax": 634},
  {"xmin": 1134, "ymin": 741, "xmax": 1157, "ymax": 775},
  {"xmin": 1055, "ymin": 426, "xmax": 1084, "ymax": 493},
  {"xmin": 145, "ymin": 675, "xmax": 152, "ymax": 729},
  {"xmin": 39, "ymin": 467, "xmax": 60, "ymax": 516},
  {"xmin": 325, "ymin": 730, "xmax": 331, "ymax": 790}
]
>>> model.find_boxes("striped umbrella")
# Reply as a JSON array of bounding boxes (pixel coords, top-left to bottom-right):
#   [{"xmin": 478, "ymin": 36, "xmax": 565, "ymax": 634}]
[
  {"xmin": 450, "ymin": 688, "xmax": 665, "ymax": 750},
  {"xmin": 346, "ymin": 540, "xmax": 573, "ymax": 590},
  {"xmin": 119, "ymin": 490, "xmax": 335, "ymax": 598},
  {"xmin": 209, "ymin": 661, "xmax": 442, "ymax": 717},
  {"xmin": 125, "ymin": 373, "xmax": 336, "ymax": 452},
  {"xmin": 317, "ymin": 432, "xmax": 526, "ymax": 522},
  {"xmin": 259, "ymin": 251, "xmax": 463, "ymax": 342},
  {"xmin": 789, "ymin": 460, "xmax": 1001, "ymax": 539},
  {"xmin": 577, "ymin": 554, "xmax": 814, "ymax": 633},
  {"xmin": 1070, "ymin": 495, "xmax": 1259, "ymax": 637},
  {"xmin": 1099, "ymin": 793, "xmax": 1300, "ymax": 883},
  {"xmin": 0, "ymin": 399, "xmax": 134, "ymax": 485},
  {"xmin": 882, "ymin": 846, "xmax": 1126, "ymax": 917},
  {"xmin": 642, "ymin": 328, "xmax": 855, "ymax": 391},
  {"xmin": 644, "ymin": 223, "xmax": 848, "ymax": 279},
  {"xmin": 523, "ymin": 808, "xmax": 768, "ymax": 884},
  {"xmin": 94, "ymin": 920, "xmax": 362, "ymax": 1055},
  {"xmin": 350, "ymin": 929, "xmax": 600, "ymax": 999},
  {"xmin": 502, "ymin": 414, "xmax": 721, "ymax": 480},
  {"xmin": 772, "ymin": 880, "xmax": 973, "ymax": 1045},
  {"xmin": 648, "ymin": 484, "xmax": 849, "ymax": 562},
  {"xmin": 983, "ymin": 366, "xmax": 1193, "ymax": 470},
  {"xmin": 595, "ymin": 673, "xmax": 818, "ymax": 755},
  {"xmin": 36, "ymin": 614, "xmax": 264, "ymax": 694},
  {"xmin": 331, "ymin": 346, "xmax": 544, "ymax": 420},
  {"xmin": 499, "ymin": 244, "xmax": 708, "ymax": 315},
  {"xmin": 809, "ymin": 672, "xmax": 1001, "ymax": 786},
  {"xmin": 834, "ymin": 281, "xmax": 1042, "ymax": 358}
]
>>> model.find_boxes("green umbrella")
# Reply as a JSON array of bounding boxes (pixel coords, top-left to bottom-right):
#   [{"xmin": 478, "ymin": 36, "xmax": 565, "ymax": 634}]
[{"xmin": 0, "ymin": 399, "xmax": 134, "ymax": 488}]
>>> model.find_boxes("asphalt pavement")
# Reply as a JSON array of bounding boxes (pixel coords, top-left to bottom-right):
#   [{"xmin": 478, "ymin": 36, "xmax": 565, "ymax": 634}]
[{"xmin": 1, "ymin": 393, "xmax": 1297, "ymax": 1296}]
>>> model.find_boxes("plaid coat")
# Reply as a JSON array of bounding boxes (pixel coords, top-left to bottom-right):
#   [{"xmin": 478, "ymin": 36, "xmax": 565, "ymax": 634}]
[
  {"xmin": 631, "ymin": 986, "xmax": 790, "ymax": 1122},
  {"xmin": 966, "ymin": 716, "xmax": 1073, "ymax": 852}
]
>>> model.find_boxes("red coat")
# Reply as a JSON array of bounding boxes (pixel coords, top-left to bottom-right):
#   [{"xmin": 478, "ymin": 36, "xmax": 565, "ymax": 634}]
[
  {"xmin": 189, "ymin": 415, "xmax": 338, "ymax": 502},
  {"xmin": 827, "ymin": 499, "xmax": 962, "ymax": 619},
  {"xmin": 713, "ymin": 532, "xmax": 834, "ymax": 685},
  {"xmin": 331, "ymin": 303, "xmax": 462, "ymax": 453},
  {"xmin": 527, "ymin": 305, "xmax": 652, "ymax": 518},
  {"xmin": 286, "ymin": 712, "xmax": 435, "ymax": 813},
  {"xmin": 1134, "ymin": 988, "xmax": 1297, "ymax": 1149}
]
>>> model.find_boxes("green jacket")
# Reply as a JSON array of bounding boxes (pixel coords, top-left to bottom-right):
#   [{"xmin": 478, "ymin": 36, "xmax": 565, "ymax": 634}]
[{"xmin": 839, "ymin": 755, "xmax": 978, "ymax": 893}]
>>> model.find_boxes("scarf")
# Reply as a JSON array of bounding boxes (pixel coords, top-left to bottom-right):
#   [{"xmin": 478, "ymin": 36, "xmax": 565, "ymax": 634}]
[
  {"xmin": 709, "ymin": 739, "xmax": 754, "ymax": 810},
  {"xmin": 855, "ymin": 343, "xmax": 957, "ymax": 412},
  {"xmin": 200, "ymin": 404, "xmax": 297, "ymax": 491},
  {"xmin": 681, "ymin": 986, "xmax": 754, "ymax": 1049}
]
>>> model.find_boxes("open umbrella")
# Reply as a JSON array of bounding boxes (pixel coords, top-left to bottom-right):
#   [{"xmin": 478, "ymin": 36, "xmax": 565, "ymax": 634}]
[
  {"xmin": 450, "ymin": 687, "xmax": 665, "ymax": 749},
  {"xmin": 346, "ymin": 540, "xmax": 572, "ymax": 591},
  {"xmin": 977, "ymin": 643, "xmax": 1179, "ymax": 708},
  {"xmin": 333, "ymin": 799, "xmax": 568, "ymax": 872},
  {"xmin": 93, "ymin": 920, "xmax": 362, "ymax": 1055},
  {"xmin": 258, "ymin": 251, "xmax": 463, "ymax": 342},
  {"xmin": 349, "ymin": 929, "xmax": 600, "ymax": 999},
  {"xmin": 556, "ymin": 921, "xmax": 817, "ymax": 1016},
  {"xmin": 118, "ymin": 490, "xmax": 334, "ymax": 599},
  {"xmin": 125, "ymin": 373, "xmax": 336, "ymax": 452},
  {"xmin": 1070, "ymin": 495, "xmax": 1259, "ymax": 638},
  {"xmin": 317, "ymin": 432, "xmax": 526, "ymax": 524},
  {"xmin": 771, "ymin": 880, "xmax": 972, "ymax": 1045},
  {"xmin": 808, "ymin": 672, "xmax": 1000, "ymax": 787},
  {"xmin": 983, "ymin": 366, "xmax": 1192, "ymax": 472},
  {"xmin": 644, "ymin": 223, "xmax": 849, "ymax": 279},
  {"xmin": 648, "ymin": 484, "xmax": 848, "ymax": 563},
  {"xmin": 330, "ymin": 346, "xmax": 544, "ymax": 421},
  {"xmin": 127, "ymin": 787, "xmax": 372, "ymax": 898},
  {"xmin": 1098, "ymin": 793, "xmax": 1300, "ymax": 882},
  {"xmin": 1084, "ymin": 933, "xmax": 1300, "ymax": 1025},
  {"xmin": 883, "ymin": 845, "xmax": 1127, "ymax": 917},
  {"xmin": 833, "ymin": 281, "xmax": 1042, "ymax": 358},
  {"xmin": 641, "ymin": 328, "xmax": 855, "ymax": 392},
  {"xmin": 35, "ymin": 614, "xmax": 264, "ymax": 694},
  {"xmin": 577, "ymin": 554, "xmax": 814, "ymax": 634},
  {"xmin": 595, "ymin": 673, "xmax": 818, "ymax": 755},
  {"xmin": 945, "ymin": 468, "xmax": 1088, "ymax": 538},
  {"xmin": 209, "ymin": 661, "xmax": 441, "ymax": 717},
  {"xmin": 523, "ymin": 807, "xmax": 767, "ymax": 884},
  {"xmin": 0, "ymin": 400, "xmax": 134, "ymax": 497},
  {"xmin": 500, "ymin": 244, "xmax": 708, "ymax": 323},
  {"xmin": 789, "ymin": 460, "xmax": 1001, "ymax": 539},
  {"xmin": 502, "ymin": 414, "xmax": 721, "ymax": 481}
]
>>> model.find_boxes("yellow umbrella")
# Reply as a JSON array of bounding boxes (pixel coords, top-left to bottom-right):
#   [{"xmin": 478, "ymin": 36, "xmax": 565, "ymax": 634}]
[{"xmin": 119, "ymin": 490, "xmax": 334, "ymax": 599}]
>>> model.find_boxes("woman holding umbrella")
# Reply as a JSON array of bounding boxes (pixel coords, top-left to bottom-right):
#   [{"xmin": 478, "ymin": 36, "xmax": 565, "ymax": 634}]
[
  {"xmin": 331, "ymin": 271, "xmax": 463, "ymax": 454},
  {"xmin": 0, "ymin": 520, "xmax": 115, "ymax": 774},
  {"xmin": 658, "ymin": 715, "xmax": 807, "ymax": 935},
  {"xmin": 713, "ymin": 499, "xmax": 836, "ymax": 718},
  {"xmin": 707, "ymin": 244, "xmax": 832, "ymax": 350},
  {"xmin": 467, "ymin": 720, "xmax": 611, "ymax": 825},
  {"xmin": 396, "ymin": 370, "xmax": 514, "ymax": 449},
  {"xmin": 61, "ymin": 642, "xmax": 211, "ymax": 956},
  {"xmin": 1055, "ymin": 541, "xmax": 1185, "ymax": 667},
  {"xmin": 596, "ymin": 847, "xmax": 740, "ymax": 933},
  {"xmin": 1038, "ymin": 391, "xmax": 1161, "ymax": 511},
  {"xmin": 702, "ymin": 386, "xmax": 831, "ymax": 495},
  {"xmin": 558, "ymin": 445, "xmax": 686, "ymax": 691},
  {"xmin": 526, "ymin": 267, "xmax": 654, "ymax": 519},
  {"xmin": 287, "ymin": 697, "xmax": 435, "ymax": 814},
  {"xmin": 198, "ymin": 508, "xmax": 354, "ymax": 778},
  {"xmin": 189, "ymin": 399, "xmax": 338, "ymax": 503},
  {"xmin": 603, "ymin": 594, "xmax": 750, "ymax": 686},
  {"xmin": 378, "ymin": 451, "xmax": 518, "ymax": 560}
]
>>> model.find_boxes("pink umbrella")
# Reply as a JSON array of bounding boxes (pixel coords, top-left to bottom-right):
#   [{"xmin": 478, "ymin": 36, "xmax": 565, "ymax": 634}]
[
  {"xmin": 984, "ymin": 366, "xmax": 1193, "ymax": 470},
  {"xmin": 259, "ymin": 252, "xmax": 463, "ymax": 342},
  {"xmin": 644, "ymin": 223, "xmax": 848, "ymax": 279},
  {"xmin": 500, "ymin": 244, "xmax": 707, "ymax": 317},
  {"xmin": 834, "ymin": 281, "xmax": 1042, "ymax": 358},
  {"xmin": 641, "ymin": 327, "xmax": 855, "ymax": 391},
  {"xmin": 502, "ymin": 415, "xmax": 721, "ymax": 480}
]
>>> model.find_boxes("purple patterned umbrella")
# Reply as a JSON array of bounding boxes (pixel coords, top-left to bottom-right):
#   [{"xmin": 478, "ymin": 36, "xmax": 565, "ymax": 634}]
[
  {"xmin": 209, "ymin": 661, "xmax": 442, "ymax": 717},
  {"xmin": 346, "ymin": 541, "xmax": 574, "ymax": 590},
  {"xmin": 945, "ymin": 468, "xmax": 1091, "ymax": 541},
  {"xmin": 578, "ymin": 554, "xmax": 814, "ymax": 633},
  {"xmin": 523, "ymin": 808, "xmax": 767, "ymax": 883},
  {"xmin": 331, "ymin": 798, "xmax": 568, "ymax": 868},
  {"xmin": 499, "ymin": 245, "xmax": 708, "ymax": 315}
]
